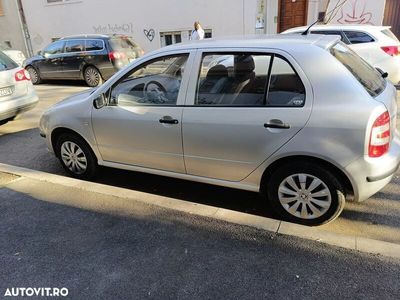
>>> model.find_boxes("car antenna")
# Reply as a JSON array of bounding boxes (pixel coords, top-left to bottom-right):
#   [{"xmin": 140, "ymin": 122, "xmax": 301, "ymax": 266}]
[{"xmin": 301, "ymin": 0, "xmax": 349, "ymax": 35}]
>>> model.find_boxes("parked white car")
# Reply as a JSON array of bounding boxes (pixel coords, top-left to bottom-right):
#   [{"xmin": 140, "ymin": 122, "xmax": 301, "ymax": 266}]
[
  {"xmin": 282, "ymin": 25, "xmax": 400, "ymax": 85},
  {"xmin": 0, "ymin": 50, "xmax": 38, "ymax": 124},
  {"xmin": 0, "ymin": 43, "xmax": 26, "ymax": 66},
  {"xmin": 39, "ymin": 35, "xmax": 400, "ymax": 225}
]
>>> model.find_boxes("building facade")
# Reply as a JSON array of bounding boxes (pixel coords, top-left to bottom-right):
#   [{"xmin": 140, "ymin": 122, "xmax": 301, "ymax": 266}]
[
  {"xmin": 1, "ymin": 0, "xmax": 399, "ymax": 56},
  {"xmin": 0, "ymin": 0, "xmax": 28, "ymax": 55}
]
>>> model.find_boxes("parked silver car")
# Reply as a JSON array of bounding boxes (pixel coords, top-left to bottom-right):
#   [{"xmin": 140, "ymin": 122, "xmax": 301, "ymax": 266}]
[
  {"xmin": 39, "ymin": 35, "xmax": 400, "ymax": 225},
  {"xmin": 0, "ymin": 50, "xmax": 38, "ymax": 124}
]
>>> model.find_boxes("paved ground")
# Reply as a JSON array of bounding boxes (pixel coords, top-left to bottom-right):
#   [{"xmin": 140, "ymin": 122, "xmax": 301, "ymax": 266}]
[
  {"xmin": 0, "ymin": 83, "xmax": 399, "ymax": 244},
  {"xmin": 1, "ymin": 173, "xmax": 399, "ymax": 299}
]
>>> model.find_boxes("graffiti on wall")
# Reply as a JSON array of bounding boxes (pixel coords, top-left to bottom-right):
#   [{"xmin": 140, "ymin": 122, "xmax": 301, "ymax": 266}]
[
  {"xmin": 143, "ymin": 29, "xmax": 155, "ymax": 42},
  {"xmin": 93, "ymin": 23, "xmax": 134, "ymax": 34},
  {"xmin": 337, "ymin": 0, "xmax": 372, "ymax": 24},
  {"xmin": 326, "ymin": 0, "xmax": 385, "ymax": 25}
]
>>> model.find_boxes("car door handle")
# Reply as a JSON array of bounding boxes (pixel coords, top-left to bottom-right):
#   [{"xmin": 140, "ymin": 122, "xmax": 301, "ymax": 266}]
[
  {"xmin": 264, "ymin": 119, "xmax": 290, "ymax": 129},
  {"xmin": 159, "ymin": 116, "xmax": 179, "ymax": 124}
]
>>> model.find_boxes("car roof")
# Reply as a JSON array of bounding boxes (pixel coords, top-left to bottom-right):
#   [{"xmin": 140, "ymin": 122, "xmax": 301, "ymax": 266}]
[
  {"xmin": 151, "ymin": 34, "xmax": 340, "ymax": 54},
  {"xmin": 60, "ymin": 34, "xmax": 131, "ymax": 40},
  {"xmin": 283, "ymin": 24, "xmax": 391, "ymax": 34}
]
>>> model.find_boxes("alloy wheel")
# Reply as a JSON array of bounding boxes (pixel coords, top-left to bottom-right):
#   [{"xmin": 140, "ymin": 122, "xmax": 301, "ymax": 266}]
[
  {"xmin": 60, "ymin": 141, "xmax": 87, "ymax": 175},
  {"xmin": 277, "ymin": 173, "xmax": 332, "ymax": 220},
  {"xmin": 85, "ymin": 67, "xmax": 100, "ymax": 86}
]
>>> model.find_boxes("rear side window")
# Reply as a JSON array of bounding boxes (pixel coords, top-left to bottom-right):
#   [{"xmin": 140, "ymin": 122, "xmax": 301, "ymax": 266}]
[
  {"xmin": 195, "ymin": 53, "xmax": 305, "ymax": 107},
  {"xmin": 65, "ymin": 40, "xmax": 85, "ymax": 53},
  {"xmin": 381, "ymin": 29, "xmax": 399, "ymax": 42},
  {"xmin": 85, "ymin": 39, "xmax": 104, "ymax": 51},
  {"xmin": 331, "ymin": 43, "xmax": 385, "ymax": 97},
  {"xmin": 0, "ymin": 51, "xmax": 18, "ymax": 71},
  {"xmin": 343, "ymin": 31, "xmax": 375, "ymax": 44}
]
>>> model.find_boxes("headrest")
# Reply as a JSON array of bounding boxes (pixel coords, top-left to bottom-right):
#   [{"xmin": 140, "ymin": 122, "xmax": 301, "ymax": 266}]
[
  {"xmin": 234, "ymin": 55, "xmax": 255, "ymax": 75},
  {"xmin": 206, "ymin": 64, "xmax": 228, "ymax": 79}
]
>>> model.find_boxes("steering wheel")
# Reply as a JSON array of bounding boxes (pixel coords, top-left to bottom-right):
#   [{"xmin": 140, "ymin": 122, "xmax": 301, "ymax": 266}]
[{"xmin": 143, "ymin": 80, "xmax": 168, "ymax": 104}]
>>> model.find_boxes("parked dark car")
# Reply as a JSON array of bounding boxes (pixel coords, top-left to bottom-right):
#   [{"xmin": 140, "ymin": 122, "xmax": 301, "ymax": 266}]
[{"xmin": 24, "ymin": 34, "xmax": 144, "ymax": 87}]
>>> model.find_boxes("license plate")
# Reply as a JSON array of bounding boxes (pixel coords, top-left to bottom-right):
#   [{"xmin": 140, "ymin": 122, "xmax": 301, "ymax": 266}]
[{"xmin": 0, "ymin": 87, "xmax": 13, "ymax": 97}]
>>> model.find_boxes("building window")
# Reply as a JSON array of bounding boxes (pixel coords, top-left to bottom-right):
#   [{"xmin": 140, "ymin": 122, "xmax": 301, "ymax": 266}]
[
  {"xmin": 46, "ymin": 0, "xmax": 81, "ymax": 5},
  {"xmin": 160, "ymin": 31, "xmax": 182, "ymax": 47}
]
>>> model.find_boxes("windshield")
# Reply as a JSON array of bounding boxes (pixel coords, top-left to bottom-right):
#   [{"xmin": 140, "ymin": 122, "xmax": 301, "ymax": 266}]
[
  {"xmin": 330, "ymin": 42, "xmax": 386, "ymax": 97},
  {"xmin": 0, "ymin": 51, "xmax": 18, "ymax": 71}
]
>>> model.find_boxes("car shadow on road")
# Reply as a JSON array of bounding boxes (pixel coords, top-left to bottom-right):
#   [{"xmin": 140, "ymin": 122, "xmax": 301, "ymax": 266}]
[{"xmin": 94, "ymin": 166, "xmax": 275, "ymax": 219}]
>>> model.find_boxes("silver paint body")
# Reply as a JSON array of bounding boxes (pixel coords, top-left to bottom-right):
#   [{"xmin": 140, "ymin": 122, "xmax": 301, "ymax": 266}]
[{"xmin": 39, "ymin": 35, "xmax": 400, "ymax": 202}]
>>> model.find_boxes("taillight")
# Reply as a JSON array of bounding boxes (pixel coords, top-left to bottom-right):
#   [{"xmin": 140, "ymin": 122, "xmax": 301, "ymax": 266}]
[
  {"xmin": 15, "ymin": 69, "xmax": 31, "ymax": 81},
  {"xmin": 108, "ymin": 51, "xmax": 126, "ymax": 60},
  {"xmin": 381, "ymin": 46, "xmax": 400, "ymax": 56},
  {"xmin": 369, "ymin": 111, "xmax": 391, "ymax": 157}
]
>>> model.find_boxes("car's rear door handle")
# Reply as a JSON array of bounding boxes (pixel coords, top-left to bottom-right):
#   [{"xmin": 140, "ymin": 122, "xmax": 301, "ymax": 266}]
[
  {"xmin": 264, "ymin": 119, "xmax": 290, "ymax": 129},
  {"xmin": 159, "ymin": 116, "xmax": 179, "ymax": 124}
]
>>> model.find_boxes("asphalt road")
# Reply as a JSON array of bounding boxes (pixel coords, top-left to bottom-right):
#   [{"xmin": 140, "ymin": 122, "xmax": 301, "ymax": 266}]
[
  {"xmin": 1, "ymin": 173, "xmax": 400, "ymax": 299},
  {"xmin": 1, "ymin": 83, "xmax": 400, "ymax": 244}
]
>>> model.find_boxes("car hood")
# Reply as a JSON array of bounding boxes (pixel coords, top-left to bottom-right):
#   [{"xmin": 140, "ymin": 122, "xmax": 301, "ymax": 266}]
[{"xmin": 49, "ymin": 88, "xmax": 95, "ymax": 110}]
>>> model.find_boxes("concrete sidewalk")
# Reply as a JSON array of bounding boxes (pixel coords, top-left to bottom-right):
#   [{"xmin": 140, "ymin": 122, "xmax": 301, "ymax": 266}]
[{"xmin": 1, "ymin": 163, "xmax": 400, "ymax": 260}]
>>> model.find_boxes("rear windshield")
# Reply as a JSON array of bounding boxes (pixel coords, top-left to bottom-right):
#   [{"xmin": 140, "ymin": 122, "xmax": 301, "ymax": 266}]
[
  {"xmin": 0, "ymin": 51, "xmax": 18, "ymax": 71},
  {"xmin": 381, "ymin": 29, "xmax": 399, "ymax": 42},
  {"xmin": 330, "ymin": 42, "xmax": 386, "ymax": 97}
]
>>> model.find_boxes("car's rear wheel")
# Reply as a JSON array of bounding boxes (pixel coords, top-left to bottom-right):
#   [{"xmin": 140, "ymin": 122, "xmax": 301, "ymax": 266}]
[
  {"xmin": 55, "ymin": 133, "xmax": 97, "ymax": 179},
  {"xmin": 26, "ymin": 66, "xmax": 41, "ymax": 84},
  {"xmin": 84, "ymin": 66, "xmax": 103, "ymax": 87},
  {"xmin": 266, "ymin": 162, "xmax": 345, "ymax": 226}
]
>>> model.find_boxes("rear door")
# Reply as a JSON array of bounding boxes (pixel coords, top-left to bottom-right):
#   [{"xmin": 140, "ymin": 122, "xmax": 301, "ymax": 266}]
[
  {"xmin": 62, "ymin": 39, "xmax": 86, "ymax": 79},
  {"xmin": 182, "ymin": 50, "xmax": 312, "ymax": 181},
  {"xmin": 39, "ymin": 40, "xmax": 65, "ymax": 79}
]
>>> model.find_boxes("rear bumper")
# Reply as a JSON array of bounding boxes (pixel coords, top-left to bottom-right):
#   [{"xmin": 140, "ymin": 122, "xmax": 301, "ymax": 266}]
[
  {"xmin": 345, "ymin": 133, "xmax": 400, "ymax": 202},
  {"xmin": 0, "ymin": 90, "xmax": 39, "ymax": 121}
]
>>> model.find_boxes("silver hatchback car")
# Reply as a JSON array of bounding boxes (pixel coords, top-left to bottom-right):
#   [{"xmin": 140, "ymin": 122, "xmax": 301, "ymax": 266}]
[{"xmin": 39, "ymin": 35, "xmax": 400, "ymax": 225}]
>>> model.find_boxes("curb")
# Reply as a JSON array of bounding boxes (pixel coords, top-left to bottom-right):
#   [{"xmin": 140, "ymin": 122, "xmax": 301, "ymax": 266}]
[{"xmin": 0, "ymin": 162, "xmax": 400, "ymax": 259}]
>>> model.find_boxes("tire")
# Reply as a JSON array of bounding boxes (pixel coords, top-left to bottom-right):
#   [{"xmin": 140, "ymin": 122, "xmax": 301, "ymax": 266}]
[
  {"xmin": 26, "ymin": 66, "xmax": 41, "ymax": 85},
  {"xmin": 84, "ymin": 66, "xmax": 103, "ymax": 87},
  {"xmin": 266, "ymin": 162, "xmax": 345, "ymax": 226},
  {"xmin": 55, "ymin": 133, "xmax": 98, "ymax": 180}
]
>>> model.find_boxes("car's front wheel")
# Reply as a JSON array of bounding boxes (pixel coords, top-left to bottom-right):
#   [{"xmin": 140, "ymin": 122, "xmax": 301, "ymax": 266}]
[
  {"xmin": 266, "ymin": 162, "xmax": 345, "ymax": 226},
  {"xmin": 84, "ymin": 66, "xmax": 103, "ymax": 87},
  {"xmin": 55, "ymin": 133, "xmax": 97, "ymax": 179}
]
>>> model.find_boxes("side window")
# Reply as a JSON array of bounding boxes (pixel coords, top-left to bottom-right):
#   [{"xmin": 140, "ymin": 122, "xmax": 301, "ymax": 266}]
[
  {"xmin": 266, "ymin": 56, "xmax": 305, "ymax": 107},
  {"xmin": 85, "ymin": 39, "xmax": 104, "ymax": 51},
  {"xmin": 43, "ymin": 41, "xmax": 65, "ymax": 56},
  {"xmin": 343, "ymin": 31, "xmax": 375, "ymax": 44},
  {"xmin": 65, "ymin": 40, "xmax": 85, "ymax": 53},
  {"xmin": 196, "ymin": 53, "xmax": 271, "ymax": 106},
  {"xmin": 111, "ymin": 54, "xmax": 188, "ymax": 106}
]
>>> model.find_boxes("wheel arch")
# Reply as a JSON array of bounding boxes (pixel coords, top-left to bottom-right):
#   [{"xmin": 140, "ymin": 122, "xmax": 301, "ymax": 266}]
[
  {"xmin": 51, "ymin": 127, "xmax": 98, "ymax": 162},
  {"xmin": 260, "ymin": 155, "xmax": 354, "ymax": 201}
]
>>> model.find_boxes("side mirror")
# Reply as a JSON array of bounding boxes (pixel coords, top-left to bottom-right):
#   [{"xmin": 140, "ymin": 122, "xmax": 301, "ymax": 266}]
[
  {"xmin": 37, "ymin": 50, "xmax": 43, "ymax": 56},
  {"xmin": 376, "ymin": 67, "xmax": 388, "ymax": 79},
  {"xmin": 93, "ymin": 94, "xmax": 107, "ymax": 109}
]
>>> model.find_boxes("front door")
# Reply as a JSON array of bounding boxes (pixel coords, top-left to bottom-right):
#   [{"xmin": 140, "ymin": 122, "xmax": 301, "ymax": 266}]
[
  {"xmin": 182, "ymin": 51, "xmax": 312, "ymax": 181},
  {"xmin": 278, "ymin": 0, "xmax": 308, "ymax": 33},
  {"xmin": 91, "ymin": 52, "xmax": 191, "ymax": 173}
]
